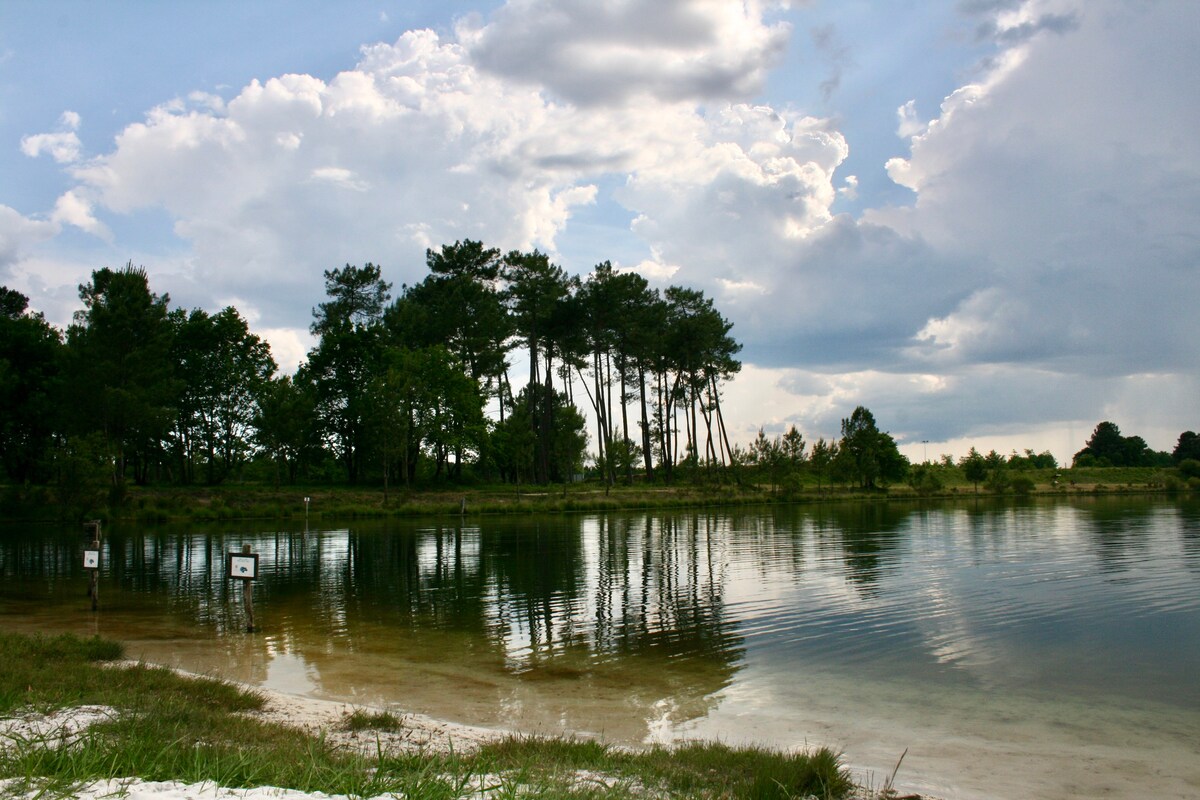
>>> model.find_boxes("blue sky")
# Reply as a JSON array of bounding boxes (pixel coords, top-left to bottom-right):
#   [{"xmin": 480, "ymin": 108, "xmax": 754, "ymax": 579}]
[{"xmin": 2, "ymin": 0, "xmax": 1197, "ymax": 464}]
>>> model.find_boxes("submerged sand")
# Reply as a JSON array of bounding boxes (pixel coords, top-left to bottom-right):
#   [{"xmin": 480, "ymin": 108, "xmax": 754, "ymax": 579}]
[
  {"xmin": 241, "ymin": 680, "xmax": 511, "ymax": 756},
  {"xmin": 0, "ymin": 664, "xmax": 877, "ymax": 800}
]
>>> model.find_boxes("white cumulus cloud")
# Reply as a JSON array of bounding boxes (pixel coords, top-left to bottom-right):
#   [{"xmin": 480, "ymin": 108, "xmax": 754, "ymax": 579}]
[
  {"xmin": 51, "ymin": 190, "xmax": 112, "ymax": 240},
  {"xmin": 4, "ymin": 0, "xmax": 1197, "ymax": 460},
  {"xmin": 21, "ymin": 131, "xmax": 83, "ymax": 164},
  {"xmin": 20, "ymin": 110, "xmax": 85, "ymax": 163},
  {"xmin": 464, "ymin": 0, "xmax": 791, "ymax": 106},
  {"xmin": 0, "ymin": 205, "xmax": 58, "ymax": 270},
  {"xmin": 872, "ymin": 0, "xmax": 1200, "ymax": 379}
]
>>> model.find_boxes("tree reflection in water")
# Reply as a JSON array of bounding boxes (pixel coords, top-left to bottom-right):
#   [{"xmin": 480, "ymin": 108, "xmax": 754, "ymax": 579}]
[
  {"xmin": 2, "ymin": 498, "xmax": 1197, "ymax": 740},
  {"xmin": 0, "ymin": 514, "xmax": 745, "ymax": 737}
]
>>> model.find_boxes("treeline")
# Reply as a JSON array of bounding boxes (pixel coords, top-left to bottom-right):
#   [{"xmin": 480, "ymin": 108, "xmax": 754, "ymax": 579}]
[
  {"xmin": 1070, "ymin": 421, "xmax": 1191, "ymax": 468},
  {"xmin": 744, "ymin": 417, "xmax": 1200, "ymax": 497},
  {"xmin": 5, "ymin": 251, "xmax": 1197, "ymax": 512},
  {"xmin": 928, "ymin": 421, "xmax": 1197, "ymax": 494},
  {"xmin": 0, "ymin": 241, "xmax": 743, "ymax": 500},
  {"xmin": 743, "ymin": 406, "xmax": 909, "ymax": 493}
]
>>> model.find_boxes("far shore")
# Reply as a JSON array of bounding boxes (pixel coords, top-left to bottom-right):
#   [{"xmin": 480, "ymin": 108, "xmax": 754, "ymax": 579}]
[{"xmin": 1, "ymin": 463, "xmax": 1190, "ymax": 526}]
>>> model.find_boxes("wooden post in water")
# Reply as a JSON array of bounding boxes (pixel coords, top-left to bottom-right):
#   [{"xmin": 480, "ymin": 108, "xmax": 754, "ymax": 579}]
[
  {"xmin": 227, "ymin": 544, "xmax": 259, "ymax": 633},
  {"xmin": 83, "ymin": 520, "xmax": 102, "ymax": 612},
  {"xmin": 240, "ymin": 544, "xmax": 255, "ymax": 633}
]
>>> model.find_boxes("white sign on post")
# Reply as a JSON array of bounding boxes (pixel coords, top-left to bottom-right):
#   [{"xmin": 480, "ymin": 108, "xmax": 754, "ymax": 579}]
[
  {"xmin": 83, "ymin": 550, "xmax": 100, "ymax": 569},
  {"xmin": 227, "ymin": 553, "xmax": 259, "ymax": 580}
]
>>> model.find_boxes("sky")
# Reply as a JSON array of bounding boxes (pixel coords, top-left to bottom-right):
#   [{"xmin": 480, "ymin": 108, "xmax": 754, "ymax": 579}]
[{"xmin": 1, "ymin": 0, "xmax": 1197, "ymax": 466}]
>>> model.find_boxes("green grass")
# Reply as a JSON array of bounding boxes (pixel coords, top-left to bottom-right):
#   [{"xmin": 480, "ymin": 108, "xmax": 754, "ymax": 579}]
[
  {"xmin": 473, "ymin": 737, "xmax": 854, "ymax": 799},
  {"xmin": 0, "ymin": 632, "xmax": 252, "ymax": 717},
  {"xmin": 0, "ymin": 631, "xmax": 861, "ymax": 800},
  {"xmin": 341, "ymin": 709, "xmax": 404, "ymax": 733}
]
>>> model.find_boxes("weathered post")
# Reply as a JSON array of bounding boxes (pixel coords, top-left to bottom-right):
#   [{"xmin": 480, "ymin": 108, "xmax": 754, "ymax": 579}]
[
  {"xmin": 83, "ymin": 520, "xmax": 102, "ymax": 611},
  {"xmin": 241, "ymin": 544, "xmax": 255, "ymax": 632},
  {"xmin": 227, "ymin": 544, "xmax": 259, "ymax": 633}
]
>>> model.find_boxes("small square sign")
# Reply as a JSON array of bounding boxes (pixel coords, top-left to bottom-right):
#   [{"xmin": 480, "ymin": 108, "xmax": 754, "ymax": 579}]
[
  {"xmin": 227, "ymin": 552, "xmax": 259, "ymax": 580},
  {"xmin": 83, "ymin": 549, "xmax": 100, "ymax": 570}
]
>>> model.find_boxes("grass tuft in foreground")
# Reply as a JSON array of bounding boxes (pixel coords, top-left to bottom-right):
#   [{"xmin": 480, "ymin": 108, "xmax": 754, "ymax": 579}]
[
  {"xmin": 0, "ymin": 631, "xmax": 255, "ymax": 718},
  {"xmin": 341, "ymin": 709, "xmax": 404, "ymax": 733},
  {"xmin": 462, "ymin": 735, "xmax": 853, "ymax": 799},
  {"xmin": 0, "ymin": 630, "xmax": 860, "ymax": 799}
]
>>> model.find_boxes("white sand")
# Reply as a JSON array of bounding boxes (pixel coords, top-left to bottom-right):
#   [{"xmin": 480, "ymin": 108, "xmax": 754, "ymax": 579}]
[
  {"xmin": 0, "ymin": 706, "xmax": 119, "ymax": 749},
  {"xmin": 0, "ymin": 664, "xmax": 882, "ymax": 800},
  {"xmin": 0, "ymin": 778, "xmax": 391, "ymax": 800},
  {"xmin": 245, "ymin": 682, "xmax": 511, "ymax": 757},
  {"xmin": 106, "ymin": 659, "xmax": 513, "ymax": 757}
]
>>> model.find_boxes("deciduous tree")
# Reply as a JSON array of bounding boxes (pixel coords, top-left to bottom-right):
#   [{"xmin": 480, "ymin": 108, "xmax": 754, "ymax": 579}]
[
  {"xmin": 1073, "ymin": 421, "xmax": 1168, "ymax": 467},
  {"xmin": 307, "ymin": 263, "xmax": 391, "ymax": 483},
  {"xmin": 0, "ymin": 288, "xmax": 62, "ymax": 482},
  {"xmin": 253, "ymin": 374, "xmax": 319, "ymax": 485},
  {"xmin": 65, "ymin": 264, "xmax": 178, "ymax": 487},
  {"xmin": 839, "ymin": 406, "xmax": 906, "ymax": 489},
  {"xmin": 810, "ymin": 437, "xmax": 836, "ymax": 496},
  {"xmin": 170, "ymin": 306, "xmax": 275, "ymax": 484},
  {"xmin": 1173, "ymin": 431, "xmax": 1200, "ymax": 464},
  {"xmin": 960, "ymin": 447, "xmax": 987, "ymax": 493}
]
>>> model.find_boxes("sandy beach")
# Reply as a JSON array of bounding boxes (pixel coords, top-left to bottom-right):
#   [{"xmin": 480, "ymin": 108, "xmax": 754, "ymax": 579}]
[
  {"xmin": 1, "ymin": 662, "xmax": 509, "ymax": 800},
  {"xmin": 3, "ymin": 659, "xmax": 892, "ymax": 799},
  {"xmin": 232, "ymin": 681, "xmax": 512, "ymax": 757}
]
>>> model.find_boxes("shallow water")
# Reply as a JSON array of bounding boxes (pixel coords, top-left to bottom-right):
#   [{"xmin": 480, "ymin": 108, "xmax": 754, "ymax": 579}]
[{"xmin": 2, "ymin": 497, "xmax": 1198, "ymax": 798}]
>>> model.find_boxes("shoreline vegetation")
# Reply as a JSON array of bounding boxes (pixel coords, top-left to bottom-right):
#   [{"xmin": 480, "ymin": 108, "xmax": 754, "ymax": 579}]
[
  {"xmin": 0, "ymin": 630, "xmax": 876, "ymax": 800},
  {"xmin": 1, "ymin": 464, "xmax": 1196, "ymax": 525},
  {"xmin": 6, "ymin": 265, "xmax": 1198, "ymax": 532}
]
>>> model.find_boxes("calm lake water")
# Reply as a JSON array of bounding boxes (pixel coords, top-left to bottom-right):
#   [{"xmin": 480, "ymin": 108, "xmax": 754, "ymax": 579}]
[{"xmin": 2, "ymin": 497, "xmax": 1198, "ymax": 799}]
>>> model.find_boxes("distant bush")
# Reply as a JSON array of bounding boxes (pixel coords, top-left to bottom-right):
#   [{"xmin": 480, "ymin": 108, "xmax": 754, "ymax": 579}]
[
  {"xmin": 1161, "ymin": 475, "xmax": 1184, "ymax": 493},
  {"xmin": 985, "ymin": 470, "xmax": 1009, "ymax": 493},
  {"xmin": 781, "ymin": 472, "xmax": 806, "ymax": 498},
  {"xmin": 1178, "ymin": 459, "xmax": 1200, "ymax": 479},
  {"xmin": 1010, "ymin": 475, "xmax": 1035, "ymax": 495},
  {"xmin": 907, "ymin": 464, "xmax": 943, "ymax": 496}
]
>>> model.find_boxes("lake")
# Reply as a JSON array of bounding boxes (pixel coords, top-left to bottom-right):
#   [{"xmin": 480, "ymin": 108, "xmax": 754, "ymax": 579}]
[{"xmin": 2, "ymin": 497, "xmax": 1198, "ymax": 799}]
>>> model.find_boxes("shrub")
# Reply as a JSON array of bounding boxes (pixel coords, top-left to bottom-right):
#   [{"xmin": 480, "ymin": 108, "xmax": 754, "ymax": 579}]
[
  {"xmin": 907, "ymin": 464, "xmax": 943, "ymax": 496},
  {"xmin": 1010, "ymin": 475, "xmax": 1036, "ymax": 495},
  {"xmin": 781, "ymin": 472, "xmax": 806, "ymax": 498}
]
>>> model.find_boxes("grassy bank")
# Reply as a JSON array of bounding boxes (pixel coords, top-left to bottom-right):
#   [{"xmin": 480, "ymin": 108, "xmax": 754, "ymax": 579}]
[
  {"xmin": 0, "ymin": 630, "xmax": 860, "ymax": 800},
  {"xmin": 4, "ymin": 464, "xmax": 1194, "ymax": 525}
]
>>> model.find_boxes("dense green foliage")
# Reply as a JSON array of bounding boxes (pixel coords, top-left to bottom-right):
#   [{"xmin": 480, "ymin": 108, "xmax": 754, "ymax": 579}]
[
  {"xmin": 1, "ymin": 243, "xmax": 744, "ymax": 509},
  {"xmin": 0, "ymin": 289, "xmax": 62, "ymax": 484},
  {"xmin": 1173, "ymin": 431, "xmax": 1200, "ymax": 463},
  {"xmin": 3, "ymin": 253, "xmax": 1194, "ymax": 519},
  {"xmin": 1073, "ymin": 421, "xmax": 1172, "ymax": 468},
  {"xmin": 837, "ymin": 406, "xmax": 908, "ymax": 489}
]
